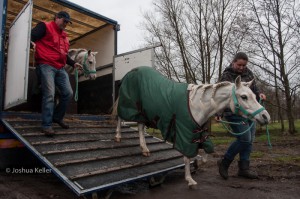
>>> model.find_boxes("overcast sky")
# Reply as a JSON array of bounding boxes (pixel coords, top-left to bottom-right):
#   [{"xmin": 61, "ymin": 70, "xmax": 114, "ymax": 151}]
[{"xmin": 69, "ymin": 0, "xmax": 153, "ymax": 54}]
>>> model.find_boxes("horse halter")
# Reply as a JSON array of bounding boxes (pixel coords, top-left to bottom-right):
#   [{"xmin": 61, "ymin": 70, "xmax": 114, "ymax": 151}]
[
  {"xmin": 82, "ymin": 52, "xmax": 96, "ymax": 76},
  {"xmin": 232, "ymin": 85, "xmax": 265, "ymax": 120}
]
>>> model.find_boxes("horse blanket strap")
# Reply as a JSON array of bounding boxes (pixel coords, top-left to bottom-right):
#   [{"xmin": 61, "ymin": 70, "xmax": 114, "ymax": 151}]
[
  {"xmin": 191, "ymin": 124, "xmax": 214, "ymax": 153},
  {"xmin": 193, "ymin": 127, "xmax": 207, "ymax": 134},
  {"xmin": 192, "ymin": 135, "xmax": 208, "ymax": 143},
  {"xmin": 192, "ymin": 131, "xmax": 214, "ymax": 153},
  {"xmin": 118, "ymin": 66, "xmax": 214, "ymax": 157}
]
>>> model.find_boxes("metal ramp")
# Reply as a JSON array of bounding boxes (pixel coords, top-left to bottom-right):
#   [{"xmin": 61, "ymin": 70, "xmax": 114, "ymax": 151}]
[{"xmin": 1, "ymin": 112, "xmax": 184, "ymax": 196}]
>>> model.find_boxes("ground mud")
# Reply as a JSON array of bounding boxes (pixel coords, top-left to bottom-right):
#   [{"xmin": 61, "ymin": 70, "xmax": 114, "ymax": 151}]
[{"xmin": 1, "ymin": 135, "xmax": 299, "ymax": 199}]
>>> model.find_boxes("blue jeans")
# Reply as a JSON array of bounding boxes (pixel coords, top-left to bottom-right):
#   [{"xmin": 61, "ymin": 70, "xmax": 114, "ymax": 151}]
[
  {"xmin": 36, "ymin": 64, "xmax": 73, "ymax": 129},
  {"xmin": 224, "ymin": 114, "xmax": 256, "ymax": 161}
]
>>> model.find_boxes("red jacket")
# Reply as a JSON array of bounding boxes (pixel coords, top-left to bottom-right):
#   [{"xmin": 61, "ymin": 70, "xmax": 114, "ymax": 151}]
[{"xmin": 35, "ymin": 21, "xmax": 69, "ymax": 69}]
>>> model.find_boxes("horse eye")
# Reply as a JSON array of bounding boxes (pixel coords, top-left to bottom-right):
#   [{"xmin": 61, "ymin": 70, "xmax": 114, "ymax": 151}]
[
  {"xmin": 241, "ymin": 95, "xmax": 248, "ymax": 100},
  {"xmin": 89, "ymin": 61, "xmax": 93, "ymax": 64}
]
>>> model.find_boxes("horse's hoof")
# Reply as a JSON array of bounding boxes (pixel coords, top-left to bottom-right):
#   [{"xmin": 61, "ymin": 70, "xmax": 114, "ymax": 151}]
[
  {"xmin": 188, "ymin": 183, "xmax": 198, "ymax": 189},
  {"xmin": 114, "ymin": 137, "xmax": 121, "ymax": 142},
  {"xmin": 187, "ymin": 178, "xmax": 197, "ymax": 188},
  {"xmin": 142, "ymin": 152, "xmax": 151, "ymax": 157},
  {"xmin": 188, "ymin": 182, "xmax": 198, "ymax": 189}
]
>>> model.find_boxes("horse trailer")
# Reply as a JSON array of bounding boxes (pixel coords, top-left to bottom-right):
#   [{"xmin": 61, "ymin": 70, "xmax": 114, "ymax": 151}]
[{"xmin": 0, "ymin": 0, "xmax": 184, "ymax": 197}]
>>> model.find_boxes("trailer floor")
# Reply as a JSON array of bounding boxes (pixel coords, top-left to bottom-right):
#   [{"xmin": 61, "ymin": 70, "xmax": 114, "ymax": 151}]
[{"xmin": 1, "ymin": 112, "xmax": 184, "ymax": 196}]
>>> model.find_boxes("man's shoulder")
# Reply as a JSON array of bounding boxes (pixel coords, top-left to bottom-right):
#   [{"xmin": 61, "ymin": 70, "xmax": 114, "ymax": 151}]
[
  {"xmin": 243, "ymin": 68, "xmax": 255, "ymax": 78},
  {"xmin": 35, "ymin": 21, "xmax": 46, "ymax": 28},
  {"xmin": 221, "ymin": 67, "xmax": 236, "ymax": 81},
  {"xmin": 222, "ymin": 66, "xmax": 235, "ymax": 74}
]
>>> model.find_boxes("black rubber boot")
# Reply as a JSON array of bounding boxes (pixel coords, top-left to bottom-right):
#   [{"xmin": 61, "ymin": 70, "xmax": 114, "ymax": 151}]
[
  {"xmin": 238, "ymin": 160, "xmax": 258, "ymax": 179},
  {"xmin": 217, "ymin": 158, "xmax": 233, "ymax": 180}
]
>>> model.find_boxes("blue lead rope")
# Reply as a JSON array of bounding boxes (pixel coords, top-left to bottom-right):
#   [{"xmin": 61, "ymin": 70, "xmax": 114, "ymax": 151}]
[
  {"xmin": 261, "ymin": 100, "xmax": 272, "ymax": 149},
  {"xmin": 220, "ymin": 119, "xmax": 255, "ymax": 136},
  {"xmin": 74, "ymin": 68, "xmax": 79, "ymax": 102},
  {"xmin": 73, "ymin": 52, "xmax": 97, "ymax": 102},
  {"xmin": 266, "ymin": 125, "xmax": 272, "ymax": 149},
  {"xmin": 219, "ymin": 119, "xmax": 272, "ymax": 149}
]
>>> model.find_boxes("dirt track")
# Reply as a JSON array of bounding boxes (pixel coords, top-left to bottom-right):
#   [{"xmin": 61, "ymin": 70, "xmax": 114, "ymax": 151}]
[{"xmin": 1, "ymin": 135, "xmax": 299, "ymax": 199}]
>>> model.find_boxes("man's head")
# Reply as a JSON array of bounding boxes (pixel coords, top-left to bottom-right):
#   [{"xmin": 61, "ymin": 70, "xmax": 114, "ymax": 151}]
[
  {"xmin": 55, "ymin": 11, "xmax": 72, "ymax": 30},
  {"xmin": 232, "ymin": 52, "xmax": 248, "ymax": 74}
]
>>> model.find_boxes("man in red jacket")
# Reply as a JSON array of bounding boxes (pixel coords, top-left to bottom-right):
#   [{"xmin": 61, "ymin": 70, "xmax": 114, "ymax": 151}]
[{"xmin": 31, "ymin": 11, "xmax": 82, "ymax": 136}]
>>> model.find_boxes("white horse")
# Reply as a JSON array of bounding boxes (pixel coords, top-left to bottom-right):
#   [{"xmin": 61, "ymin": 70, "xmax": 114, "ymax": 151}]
[
  {"xmin": 65, "ymin": 48, "xmax": 98, "ymax": 80},
  {"xmin": 112, "ymin": 66, "xmax": 270, "ymax": 188}
]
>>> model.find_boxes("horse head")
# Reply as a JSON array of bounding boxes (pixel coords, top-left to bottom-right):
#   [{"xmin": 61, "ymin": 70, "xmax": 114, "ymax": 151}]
[
  {"xmin": 67, "ymin": 49, "xmax": 98, "ymax": 80},
  {"xmin": 230, "ymin": 76, "xmax": 270, "ymax": 125},
  {"xmin": 82, "ymin": 50, "xmax": 97, "ymax": 80}
]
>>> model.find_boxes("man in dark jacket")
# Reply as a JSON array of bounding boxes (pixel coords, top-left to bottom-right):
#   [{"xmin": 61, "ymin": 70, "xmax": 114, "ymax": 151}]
[
  {"xmin": 31, "ymin": 11, "xmax": 82, "ymax": 136},
  {"xmin": 216, "ymin": 52, "xmax": 266, "ymax": 180}
]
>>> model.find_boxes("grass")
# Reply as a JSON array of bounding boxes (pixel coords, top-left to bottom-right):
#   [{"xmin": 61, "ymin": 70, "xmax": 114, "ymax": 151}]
[
  {"xmin": 210, "ymin": 137, "xmax": 234, "ymax": 145},
  {"xmin": 260, "ymin": 119, "xmax": 300, "ymax": 133},
  {"xmin": 212, "ymin": 120, "xmax": 300, "ymax": 165},
  {"xmin": 212, "ymin": 119, "xmax": 300, "ymax": 133},
  {"xmin": 146, "ymin": 119, "xmax": 300, "ymax": 165},
  {"xmin": 146, "ymin": 128, "xmax": 163, "ymax": 139},
  {"xmin": 147, "ymin": 120, "xmax": 300, "ymax": 166},
  {"xmin": 274, "ymin": 156, "xmax": 300, "ymax": 164},
  {"xmin": 147, "ymin": 120, "xmax": 300, "ymax": 142},
  {"xmin": 250, "ymin": 151, "xmax": 265, "ymax": 158}
]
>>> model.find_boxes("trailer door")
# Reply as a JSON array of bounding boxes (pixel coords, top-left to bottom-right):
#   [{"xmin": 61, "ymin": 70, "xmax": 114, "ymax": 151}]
[{"xmin": 4, "ymin": 0, "xmax": 32, "ymax": 110}]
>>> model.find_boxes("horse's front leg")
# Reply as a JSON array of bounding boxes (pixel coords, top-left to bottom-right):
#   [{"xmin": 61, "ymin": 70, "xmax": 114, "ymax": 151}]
[
  {"xmin": 138, "ymin": 123, "xmax": 150, "ymax": 157},
  {"xmin": 194, "ymin": 150, "xmax": 208, "ymax": 169},
  {"xmin": 114, "ymin": 117, "xmax": 122, "ymax": 142},
  {"xmin": 184, "ymin": 156, "xmax": 197, "ymax": 187}
]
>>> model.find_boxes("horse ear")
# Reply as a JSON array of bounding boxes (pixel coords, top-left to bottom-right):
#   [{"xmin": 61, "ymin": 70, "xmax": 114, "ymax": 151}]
[
  {"xmin": 245, "ymin": 79, "xmax": 254, "ymax": 87},
  {"xmin": 88, "ymin": 50, "xmax": 91, "ymax": 55},
  {"xmin": 92, "ymin": 52, "xmax": 98, "ymax": 55},
  {"xmin": 235, "ymin": 76, "xmax": 242, "ymax": 88},
  {"xmin": 249, "ymin": 79, "xmax": 254, "ymax": 87}
]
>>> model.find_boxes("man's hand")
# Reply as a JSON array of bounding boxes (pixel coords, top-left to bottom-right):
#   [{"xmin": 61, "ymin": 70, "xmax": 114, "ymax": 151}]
[
  {"xmin": 259, "ymin": 93, "xmax": 266, "ymax": 101},
  {"xmin": 74, "ymin": 63, "xmax": 83, "ymax": 71},
  {"xmin": 31, "ymin": 41, "xmax": 36, "ymax": 50}
]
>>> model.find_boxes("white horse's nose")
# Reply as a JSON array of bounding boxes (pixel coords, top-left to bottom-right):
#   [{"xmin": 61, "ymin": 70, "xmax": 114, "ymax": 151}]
[
  {"xmin": 257, "ymin": 110, "xmax": 271, "ymax": 125},
  {"xmin": 262, "ymin": 114, "xmax": 269, "ymax": 124},
  {"xmin": 90, "ymin": 74, "xmax": 96, "ymax": 80}
]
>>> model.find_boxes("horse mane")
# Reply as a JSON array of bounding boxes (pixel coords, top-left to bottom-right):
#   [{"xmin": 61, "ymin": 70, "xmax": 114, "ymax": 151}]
[
  {"xmin": 68, "ymin": 48, "xmax": 88, "ymax": 59},
  {"xmin": 199, "ymin": 84, "xmax": 213, "ymax": 98},
  {"xmin": 211, "ymin": 81, "xmax": 232, "ymax": 98}
]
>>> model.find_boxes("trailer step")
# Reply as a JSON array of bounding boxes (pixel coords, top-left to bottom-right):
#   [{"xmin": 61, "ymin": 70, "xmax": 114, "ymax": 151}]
[{"xmin": 1, "ymin": 112, "xmax": 184, "ymax": 196}]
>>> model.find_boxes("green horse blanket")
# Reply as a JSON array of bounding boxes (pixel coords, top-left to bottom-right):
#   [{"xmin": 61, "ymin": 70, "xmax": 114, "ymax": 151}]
[{"xmin": 117, "ymin": 66, "xmax": 213, "ymax": 158}]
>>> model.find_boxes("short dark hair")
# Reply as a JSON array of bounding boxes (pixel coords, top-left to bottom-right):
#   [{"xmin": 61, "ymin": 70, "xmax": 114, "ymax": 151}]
[{"xmin": 233, "ymin": 52, "xmax": 248, "ymax": 62}]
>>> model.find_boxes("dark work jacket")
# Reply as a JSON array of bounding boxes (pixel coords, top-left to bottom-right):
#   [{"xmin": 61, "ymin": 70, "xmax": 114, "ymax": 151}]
[{"xmin": 219, "ymin": 65, "xmax": 260, "ymax": 116}]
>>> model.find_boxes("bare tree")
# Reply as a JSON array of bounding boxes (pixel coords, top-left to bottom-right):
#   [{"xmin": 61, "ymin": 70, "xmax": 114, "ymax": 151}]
[
  {"xmin": 245, "ymin": 0, "xmax": 300, "ymax": 134},
  {"xmin": 209, "ymin": 0, "xmax": 243, "ymax": 80},
  {"xmin": 140, "ymin": 0, "xmax": 300, "ymax": 132},
  {"xmin": 142, "ymin": 0, "xmax": 241, "ymax": 83}
]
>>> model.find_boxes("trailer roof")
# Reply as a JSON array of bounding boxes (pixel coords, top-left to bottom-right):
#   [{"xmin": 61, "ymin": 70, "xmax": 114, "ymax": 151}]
[{"xmin": 6, "ymin": 0, "xmax": 119, "ymax": 41}]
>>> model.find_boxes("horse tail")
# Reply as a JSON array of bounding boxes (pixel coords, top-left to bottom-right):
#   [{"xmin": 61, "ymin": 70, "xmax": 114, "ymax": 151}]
[{"xmin": 110, "ymin": 97, "xmax": 119, "ymax": 120}]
